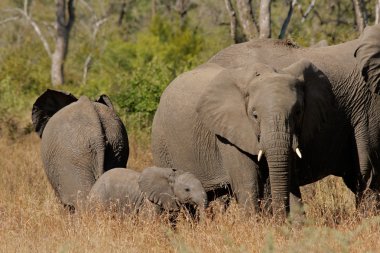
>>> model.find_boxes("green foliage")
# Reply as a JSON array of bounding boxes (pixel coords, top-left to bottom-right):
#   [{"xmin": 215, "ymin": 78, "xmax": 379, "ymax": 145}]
[
  {"xmin": 83, "ymin": 14, "xmax": 208, "ymax": 130},
  {"xmin": 0, "ymin": 0, "xmax": 379, "ymax": 136}
]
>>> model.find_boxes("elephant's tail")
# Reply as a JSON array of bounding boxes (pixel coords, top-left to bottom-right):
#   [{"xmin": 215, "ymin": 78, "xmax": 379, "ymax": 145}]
[{"xmin": 77, "ymin": 96, "xmax": 106, "ymax": 180}]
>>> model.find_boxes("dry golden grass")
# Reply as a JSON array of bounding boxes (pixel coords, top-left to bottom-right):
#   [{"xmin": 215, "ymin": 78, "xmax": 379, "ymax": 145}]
[{"xmin": 1, "ymin": 134, "xmax": 380, "ymax": 253}]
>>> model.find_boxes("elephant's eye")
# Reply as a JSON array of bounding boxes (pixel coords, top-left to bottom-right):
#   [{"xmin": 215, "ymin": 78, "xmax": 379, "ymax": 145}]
[
  {"xmin": 252, "ymin": 110, "xmax": 258, "ymax": 119},
  {"xmin": 185, "ymin": 188, "xmax": 190, "ymax": 192}
]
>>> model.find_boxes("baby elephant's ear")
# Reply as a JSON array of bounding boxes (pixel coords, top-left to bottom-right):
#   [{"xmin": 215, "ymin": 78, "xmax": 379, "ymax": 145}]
[
  {"xmin": 32, "ymin": 89, "xmax": 77, "ymax": 137},
  {"xmin": 138, "ymin": 167, "xmax": 179, "ymax": 211},
  {"xmin": 95, "ymin": 94, "xmax": 114, "ymax": 110}
]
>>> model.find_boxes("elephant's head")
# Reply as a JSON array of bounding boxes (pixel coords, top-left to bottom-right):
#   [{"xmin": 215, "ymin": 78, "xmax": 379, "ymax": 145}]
[
  {"xmin": 32, "ymin": 89, "xmax": 115, "ymax": 137},
  {"xmin": 196, "ymin": 59, "xmax": 333, "ymax": 218},
  {"xmin": 354, "ymin": 24, "xmax": 380, "ymax": 94},
  {"xmin": 138, "ymin": 167, "xmax": 208, "ymax": 213}
]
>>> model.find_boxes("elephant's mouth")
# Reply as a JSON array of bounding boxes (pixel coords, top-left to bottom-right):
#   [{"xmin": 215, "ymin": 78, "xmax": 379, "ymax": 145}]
[
  {"xmin": 256, "ymin": 133, "xmax": 302, "ymax": 162},
  {"xmin": 257, "ymin": 146, "xmax": 302, "ymax": 161}
]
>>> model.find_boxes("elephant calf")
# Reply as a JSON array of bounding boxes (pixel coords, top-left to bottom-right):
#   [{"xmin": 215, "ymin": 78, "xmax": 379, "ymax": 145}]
[
  {"xmin": 32, "ymin": 89, "xmax": 129, "ymax": 211},
  {"xmin": 88, "ymin": 167, "xmax": 208, "ymax": 217}
]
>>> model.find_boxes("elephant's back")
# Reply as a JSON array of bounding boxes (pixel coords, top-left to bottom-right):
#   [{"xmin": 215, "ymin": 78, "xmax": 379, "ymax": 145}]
[
  {"xmin": 89, "ymin": 168, "xmax": 143, "ymax": 211},
  {"xmin": 208, "ymin": 38, "xmax": 358, "ymax": 73},
  {"xmin": 152, "ymin": 64, "xmax": 229, "ymax": 189},
  {"xmin": 208, "ymin": 39, "xmax": 301, "ymax": 68}
]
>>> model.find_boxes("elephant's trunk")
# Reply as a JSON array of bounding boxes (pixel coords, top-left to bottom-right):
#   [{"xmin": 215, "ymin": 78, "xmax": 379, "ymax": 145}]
[
  {"xmin": 190, "ymin": 190, "xmax": 208, "ymax": 222},
  {"xmin": 262, "ymin": 119, "xmax": 292, "ymax": 220},
  {"xmin": 194, "ymin": 190, "xmax": 209, "ymax": 210}
]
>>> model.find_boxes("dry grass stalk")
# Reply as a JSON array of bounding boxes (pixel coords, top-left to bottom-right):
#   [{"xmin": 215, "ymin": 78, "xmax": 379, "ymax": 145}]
[{"xmin": 1, "ymin": 134, "xmax": 380, "ymax": 252}]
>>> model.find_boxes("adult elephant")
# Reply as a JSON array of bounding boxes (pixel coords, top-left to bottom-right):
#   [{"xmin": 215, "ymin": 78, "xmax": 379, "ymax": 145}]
[
  {"xmin": 32, "ymin": 90, "xmax": 129, "ymax": 211},
  {"xmin": 152, "ymin": 24, "xmax": 380, "ymax": 219}
]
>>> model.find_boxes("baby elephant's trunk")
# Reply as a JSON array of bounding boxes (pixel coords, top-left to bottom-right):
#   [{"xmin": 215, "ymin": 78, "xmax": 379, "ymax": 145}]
[{"xmin": 192, "ymin": 189, "xmax": 209, "ymax": 221}]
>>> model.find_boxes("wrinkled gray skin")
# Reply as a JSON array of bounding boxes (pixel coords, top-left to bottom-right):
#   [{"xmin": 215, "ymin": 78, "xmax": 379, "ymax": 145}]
[
  {"xmin": 88, "ymin": 167, "xmax": 208, "ymax": 216},
  {"xmin": 152, "ymin": 24, "xmax": 380, "ymax": 219},
  {"xmin": 32, "ymin": 90, "xmax": 129, "ymax": 211}
]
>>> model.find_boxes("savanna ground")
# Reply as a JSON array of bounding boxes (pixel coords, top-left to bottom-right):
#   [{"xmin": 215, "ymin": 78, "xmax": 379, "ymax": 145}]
[
  {"xmin": 2, "ymin": 0, "xmax": 380, "ymax": 252},
  {"xmin": 1, "ymin": 133, "xmax": 380, "ymax": 253}
]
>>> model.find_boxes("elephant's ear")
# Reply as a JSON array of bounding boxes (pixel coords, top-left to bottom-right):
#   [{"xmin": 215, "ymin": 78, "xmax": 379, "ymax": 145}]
[
  {"xmin": 32, "ymin": 89, "xmax": 77, "ymax": 137},
  {"xmin": 283, "ymin": 59, "xmax": 334, "ymax": 143},
  {"xmin": 354, "ymin": 25, "xmax": 380, "ymax": 94},
  {"xmin": 196, "ymin": 65, "xmax": 273, "ymax": 155},
  {"xmin": 138, "ymin": 167, "xmax": 179, "ymax": 211},
  {"xmin": 95, "ymin": 94, "xmax": 115, "ymax": 111}
]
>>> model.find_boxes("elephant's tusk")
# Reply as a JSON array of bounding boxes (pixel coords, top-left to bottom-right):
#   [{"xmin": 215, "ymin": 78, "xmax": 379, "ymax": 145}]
[
  {"xmin": 296, "ymin": 148, "xmax": 302, "ymax": 159},
  {"xmin": 258, "ymin": 150, "xmax": 263, "ymax": 162}
]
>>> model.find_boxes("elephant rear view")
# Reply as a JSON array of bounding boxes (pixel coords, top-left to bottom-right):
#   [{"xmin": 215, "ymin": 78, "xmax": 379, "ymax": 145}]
[{"xmin": 32, "ymin": 89, "xmax": 129, "ymax": 210}]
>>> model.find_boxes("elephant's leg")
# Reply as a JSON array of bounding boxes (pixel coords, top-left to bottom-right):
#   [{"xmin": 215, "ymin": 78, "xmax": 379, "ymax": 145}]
[
  {"xmin": 341, "ymin": 168, "xmax": 375, "ymax": 215},
  {"xmin": 259, "ymin": 175, "xmax": 272, "ymax": 215},
  {"xmin": 289, "ymin": 161, "xmax": 305, "ymax": 221},
  {"xmin": 356, "ymin": 171, "xmax": 380, "ymax": 214},
  {"xmin": 218, "ymin": 141, "xmax": 261, "ymax": 214},
  {"xmin": 369, "ymin": 173, "xmax": 380, "ymax": 212},
  {"xmin": 59, "ymin": 160, "xmax": 96, "ymax": 210},
  {"xmin": 289, "ymin": 186, "xmax": 305, "ymax": 224},
  {"xmin": 354, "ymin": 121, "xmax": 372, "ymax": 190}
]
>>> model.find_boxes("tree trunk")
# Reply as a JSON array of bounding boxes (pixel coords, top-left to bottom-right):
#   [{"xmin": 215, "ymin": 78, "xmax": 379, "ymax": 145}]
[
  {"xmin": 224, "ymin": 0, "xmax": 238, "ymax": 43},
  {"xmin": 151, "ymin": 0, "xmax": 156, "ymax": 18},
  {"xmin": 278, "ymin": 0, "xmax": 297, "ymax": 39},
  {"xmin": 51, "ymin": 0, "xmax": 75, "ymax": 87},
  {"xmin": 352, "ymin": 0, "xmax": 366, "ymax": 33},
  {"xmin": 118, "ymin": 1, "xmax": 127, "ymax": 26},
  {"xmin": 259, "ymin": 0, "xmax": 271, "ymax": 38},
  {"xmin": 175, "ymin": 0, "xmax": 191, "ymax": 28},
  {"xmin": 377, "ymin": 0, "xmax": 380, "ymax": 24},
  {"xmin": 236, "ymin": 0, "xmax": 258, "ymax": 40}
]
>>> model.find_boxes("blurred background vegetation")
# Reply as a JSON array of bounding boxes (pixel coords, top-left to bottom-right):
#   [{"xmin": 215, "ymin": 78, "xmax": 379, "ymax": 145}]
[{"xmin": 0, "ymin": 0, "xmax": 377, "ymax": 140}]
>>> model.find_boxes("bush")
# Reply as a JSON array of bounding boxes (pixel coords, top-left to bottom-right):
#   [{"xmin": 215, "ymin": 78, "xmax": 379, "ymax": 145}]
[{"xmin": 91, "ymin": 15, "xmax": 207, "ymax": 129}]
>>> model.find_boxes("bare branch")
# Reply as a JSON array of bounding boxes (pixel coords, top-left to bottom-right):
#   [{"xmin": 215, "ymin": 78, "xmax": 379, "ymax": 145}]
[
  {"xmin": 82, "ymin": 54, "xmax": 92, "ymax": 85},
  {"xmin": 279, "ymin": 0, "xmax": 297, "ymax": 39},
  {"xmin": 93, "ymin": 17, "xmax": 108, "ymax": 39},
  {"xmin": 224, "ymin": 0, "xmax": 238, "ymax": 43},
  {"xmin": 10, "ymin": 6, "xmax": 52, "ymax": 57},
  {"xmin": 82, "ymin": 9, "xmax": 109, "ymax": 85},
  {"xmin": 376, "ymin": 0, "xmax": 380, "ymax": 24},
  {"xmin": 299, "ymin": 0, "xmax": 315, "ymax": 23},
  {"xmin": 24, "ymin": 0, "xmax": 28, "ymax": 15},
  {"xmin": 0, "ymin": 16, "xmax": 20, "ymax": 26}
]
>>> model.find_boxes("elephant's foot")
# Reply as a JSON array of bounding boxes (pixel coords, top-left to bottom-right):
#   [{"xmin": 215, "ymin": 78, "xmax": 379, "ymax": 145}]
[{"xmin": 63, "ymin": 204, "xmax": 75, "ymax": 214}]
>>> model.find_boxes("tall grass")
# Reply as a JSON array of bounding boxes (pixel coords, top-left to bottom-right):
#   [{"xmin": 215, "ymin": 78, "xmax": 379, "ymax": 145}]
[{"xmin": 1, "ymin": 134, "xmax": 380, "ymax": 252}]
